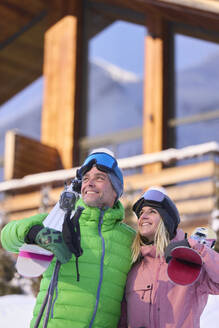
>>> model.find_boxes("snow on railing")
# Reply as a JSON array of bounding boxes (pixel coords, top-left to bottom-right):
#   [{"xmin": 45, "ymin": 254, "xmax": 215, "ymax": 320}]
[{"xmin": 0, "ymin": 141, "xmax": 218, "ymax": 193}]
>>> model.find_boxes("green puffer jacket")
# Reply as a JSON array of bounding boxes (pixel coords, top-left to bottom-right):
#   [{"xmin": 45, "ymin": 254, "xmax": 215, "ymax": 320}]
[{"xmin": 1, "ymin": 198, "xmax": 135, "ymax": 328}]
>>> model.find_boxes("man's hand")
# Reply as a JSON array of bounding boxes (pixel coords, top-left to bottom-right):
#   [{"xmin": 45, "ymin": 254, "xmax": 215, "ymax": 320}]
[{"xmin": 35, "ymin": 227, "xmax": 72, "ymax": 264}]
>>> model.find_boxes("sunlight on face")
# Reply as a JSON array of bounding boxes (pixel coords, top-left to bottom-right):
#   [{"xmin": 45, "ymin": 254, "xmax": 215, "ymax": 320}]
[
  {"xmin": 138, "ymin": 206, "xmax": 161, "ymax": 242},
  {"xmin": 81, "ymin": 166, "xmax": 116, "ymax": 208}
]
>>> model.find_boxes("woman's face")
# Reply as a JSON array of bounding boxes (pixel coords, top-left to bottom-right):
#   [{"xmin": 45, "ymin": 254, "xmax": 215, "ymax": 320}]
[{"xmin": 138, "ymin": 206, "xmax": 161, "ymax": 242}]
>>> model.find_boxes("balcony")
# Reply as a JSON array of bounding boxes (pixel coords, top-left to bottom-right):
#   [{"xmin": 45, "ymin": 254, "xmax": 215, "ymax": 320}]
[{"xmin": 0, "ymin": 141, "xmax": 218, "ymax": 236}]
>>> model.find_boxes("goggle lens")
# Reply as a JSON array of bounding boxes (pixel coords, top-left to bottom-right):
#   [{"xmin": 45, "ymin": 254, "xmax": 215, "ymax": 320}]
[
  {"xmin": 78, "ymin": 152, "xmax": 123, "ymax": 183},
  {"xmin": 82, "ymin": 152, "xmax": 117, "ymax": 169},
  {"xmin": 143, "ymin": 189, "xmax": 165, "ymax": 203}
]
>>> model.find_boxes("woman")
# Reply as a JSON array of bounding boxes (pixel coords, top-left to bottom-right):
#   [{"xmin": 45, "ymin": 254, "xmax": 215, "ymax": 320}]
[{"xmin": 118, "ymin": 188, "xmax": 219, "ymax": 328}]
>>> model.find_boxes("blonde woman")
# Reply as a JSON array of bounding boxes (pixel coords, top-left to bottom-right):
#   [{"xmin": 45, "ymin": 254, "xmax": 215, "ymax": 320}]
[{"xmin": 118, "ymin": 188, "xmax": 219, "ymax": 328}]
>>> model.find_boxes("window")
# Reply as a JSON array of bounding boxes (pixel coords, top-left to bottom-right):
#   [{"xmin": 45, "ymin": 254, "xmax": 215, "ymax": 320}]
[
  {"xmin": 174, "ymin": 35, "xmax": 219, "ymax": 149},
  {"xmin": 85, "ymin": 21, "xmax": 146, "ymax": 160}
]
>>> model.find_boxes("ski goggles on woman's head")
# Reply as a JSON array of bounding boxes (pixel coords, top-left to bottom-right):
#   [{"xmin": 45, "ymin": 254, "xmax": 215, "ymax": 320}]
[
  {"xmin": 133, "ymin": 189, "xmax": 165, "ymax": 217},
  {"xmin": 133, "ymin": 188, "xmax": 179, "ymax": 222},
  {"xmin": 133, "ymin": 188, "xmax": 180, "ymax": 239},
  {"xmin": 77, "ymin": 152, "xmax": 123, "ymax": 184},
  {"xmin": 143, "ymin": 189, "xmax": 166, "ymax": 203}
]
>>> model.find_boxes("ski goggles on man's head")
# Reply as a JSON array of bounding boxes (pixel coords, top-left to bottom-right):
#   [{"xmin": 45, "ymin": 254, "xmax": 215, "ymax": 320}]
[{"xmin": 77, "ymin": 152, "xmax": 123, "ymax": 184}]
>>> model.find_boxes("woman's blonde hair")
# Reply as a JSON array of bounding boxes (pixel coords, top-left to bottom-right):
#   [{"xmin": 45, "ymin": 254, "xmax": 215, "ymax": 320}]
[{"xmin": 131, "ymin": 219, "xmax": 170, "ymax": 263}]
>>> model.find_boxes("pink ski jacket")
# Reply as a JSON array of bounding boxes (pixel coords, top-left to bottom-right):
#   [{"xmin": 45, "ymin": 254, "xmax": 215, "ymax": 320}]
[{"xmin": 118, "ymin": 229, "xmax": 219, "ymax": 328}]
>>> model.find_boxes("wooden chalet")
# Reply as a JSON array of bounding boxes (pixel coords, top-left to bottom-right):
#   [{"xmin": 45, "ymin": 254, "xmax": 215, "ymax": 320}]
[{"xmin": 0, "ymin": 0, "xmax": 219, "ymax": 234}]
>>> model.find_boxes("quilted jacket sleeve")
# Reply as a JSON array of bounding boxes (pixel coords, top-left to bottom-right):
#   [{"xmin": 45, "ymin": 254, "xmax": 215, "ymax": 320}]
[
  {"xmin": 0, "ymin": 213, "xmax": 47, "ymax": 253},
  {"xmin": 189, "ymin": 238, "xmax": 219, "ymax": 294}
]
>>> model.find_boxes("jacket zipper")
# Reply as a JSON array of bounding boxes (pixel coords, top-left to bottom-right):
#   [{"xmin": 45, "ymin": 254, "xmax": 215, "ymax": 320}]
[
  {"xmin": 152, "ymin": 260, "xmax": 162, "ymax": 327},
  {"xmin": 89, "ymin": 209, "xmax": 105, "ymax": 328},
  {"xmin": 149, "ymin": 284, "xmax": 153, "ymax": 326}
]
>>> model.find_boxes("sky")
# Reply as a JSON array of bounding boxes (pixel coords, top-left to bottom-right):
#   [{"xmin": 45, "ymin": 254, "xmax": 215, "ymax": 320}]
[{"xmin": 89, "ymin": 20, "xmax": 219, "ymax": 75}]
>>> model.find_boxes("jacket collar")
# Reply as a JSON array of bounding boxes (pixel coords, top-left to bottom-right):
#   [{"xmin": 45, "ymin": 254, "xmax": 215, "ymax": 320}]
[
  {"xmin": 141, "ymin": 244, "xmax": 157, "ymax": 258},
  {"xmin": 75, "ymin": 198, "xmax": 124, "ymax": 228},
  {"xmin": 140, "ymin": 228, "xmax": 185, "ymax": 259}
]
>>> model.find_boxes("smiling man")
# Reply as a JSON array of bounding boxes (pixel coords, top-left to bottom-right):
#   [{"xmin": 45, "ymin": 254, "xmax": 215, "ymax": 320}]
[
  {"xmin": 1, "ymin": 148, "xmax": 135, "ymax": 328},
  {"xmin": 81, "ymin": 166, "xmax": 117, "ymax": 208}
]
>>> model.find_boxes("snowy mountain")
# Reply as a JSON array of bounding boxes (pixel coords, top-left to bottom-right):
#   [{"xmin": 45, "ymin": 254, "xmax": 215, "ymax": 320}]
[
  {"xmin": 87, "ymin": 58, "xmax": 142, "ymax": 136},
  {"xmin": 176, "ymin": 53, "xmax": 219, "ymax": 147},
  {"xmin": 176, "ymin": 53, "xmax": 219, "ymax": 117}
]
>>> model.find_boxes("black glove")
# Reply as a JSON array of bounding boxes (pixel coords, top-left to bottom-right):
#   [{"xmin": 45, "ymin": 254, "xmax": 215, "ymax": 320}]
[
  {"xmin": 26, "ymin": 225, "xmax": 72, "ymax": 264},
  {"xmin": 62, "ymin": 207, "xmax": 84, "ymax": 258},
  {"xmin": 164, "ymin": 238, "xmax": 190, "ymax": 263}
]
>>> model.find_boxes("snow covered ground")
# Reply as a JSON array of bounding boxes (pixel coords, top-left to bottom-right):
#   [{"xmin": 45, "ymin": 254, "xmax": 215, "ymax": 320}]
[
  {"xmin": 0, "ymin": 294, "xmax": 35, "ymax": 328},
  {"xmin": 0, "ymin": 294, "xmax": 219, "ymax": 327},
  {"xmin": 200, "ymin": 294, "xmax": 219, "ymax": 327}
]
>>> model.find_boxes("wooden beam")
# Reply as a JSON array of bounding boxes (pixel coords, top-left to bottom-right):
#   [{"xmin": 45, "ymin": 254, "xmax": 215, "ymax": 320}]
[
  {"xmin": 0, "ymin": 142, "xmax": 218, "ymax": 193},
  {"xmin": 148, "ymin": 0, "xmax": 219, "ymax": 33},
  {"xmin": 156, "ymin": 0, "xmax": 219, "ymax": 15},
  {"xmin": 124, "ymin": 161, "xmax": 217, "ymax": 191},
  {"xmin": 2, "ymin": 183, "xmax": 215, "ymax": 220},
  {"xmin": 4, "ymin": 204, "xmax": 213, "ymax": 227},
  {"xmin": 173, "ymin": 21, "xmax": 219, "ymax": 44},
  {"xmin": 1, "ymin": 187, "xmax": 63, "ymax": 213},
  {"xmin": 41, "ymin": 7, "xmax": 85, "ymax": 169},
  {"xmin": 2, "ymin": 161, "xmax": 217, "ymax": 212},
  {"xmin": 4, "ymin": 131, "xmax": 63, "ymax": 180},
  {"xmin": 166, "ymin": 180, "xmax": 215, "ymax": 201},
  {"xmin": 1, "ymin": 159, "xmax": 218, "ymax": 224},
  {"xmin": 0, "ymin": 12, "xmax": 46, "ymax": 104},
  {"xmin": 0, "ymin": 1, "xmax": 46, "ymax": 44},
  {"xmin": 93, "ymin": 0, "xmax": 219, "ymax": 33},
  {"xmin": 176, "ymin": 197, "xmax": 215, "ymax": 215},
  {"xmin": 169, "ymin": 109, "xmax": 219, "ymax": 127},
  {"xmin": 143, "ymin": 15, "xmax": 173, "ymax": 172},
  {"xmin": 180, "ymin": 220, "xmax": 210, "ymax": 236},
  {"xmin": 93, "ymin": 0, "xmax": 219, "ymax": 16},
  {"xmin": 6, "ymin": 209, "xmax": 44, "ymax": 222},
  {"xmin": 143, "ymin": 16, "xmax": 163, "ymax": 161},
  {"xmin": 3, "ymin": 187, "xmax": 215, "ymax": 220},
  {"xmin": 88, "ymin": 1, "xmax": 146, "ymax": 28}
]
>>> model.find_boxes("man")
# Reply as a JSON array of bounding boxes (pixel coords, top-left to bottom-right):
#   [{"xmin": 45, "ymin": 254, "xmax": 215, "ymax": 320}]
[{"xmin": 1, "ymin": 149, "xmax": 135, "ymax": 328}]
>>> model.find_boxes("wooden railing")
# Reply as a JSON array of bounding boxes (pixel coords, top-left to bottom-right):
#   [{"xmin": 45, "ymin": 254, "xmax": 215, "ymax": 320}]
[{"xmin": 0, "ymin": 142, "xmax": 219, "ymax": 233}]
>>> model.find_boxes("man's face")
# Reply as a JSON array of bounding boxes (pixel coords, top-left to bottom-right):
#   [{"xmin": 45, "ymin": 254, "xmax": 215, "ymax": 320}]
[{"xmin": 81, "ymin": 166, "xmax": 117, "ymax": 208}]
